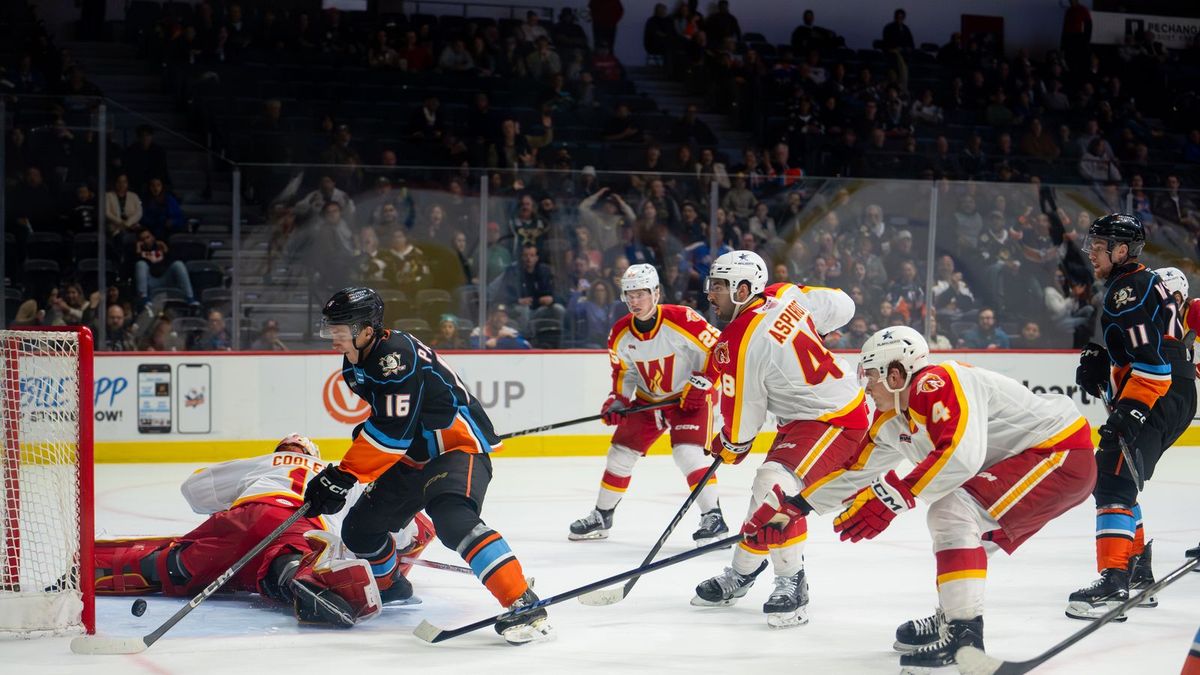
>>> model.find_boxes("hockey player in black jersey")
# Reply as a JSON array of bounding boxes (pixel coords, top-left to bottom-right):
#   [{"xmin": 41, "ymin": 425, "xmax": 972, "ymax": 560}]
[
  {"xmin": 302, "ymin": 287, "xmax": 553, "ymax": 644},
  {"xmin": 1068, "ymin": 214, "xmax": 1197, "ymax": 620}
]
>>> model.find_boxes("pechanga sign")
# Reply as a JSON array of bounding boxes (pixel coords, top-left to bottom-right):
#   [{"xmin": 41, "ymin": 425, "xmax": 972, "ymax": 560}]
[{"xmin": 1092, "ymin": 11, "xmax": 1200, "ymax": 49}]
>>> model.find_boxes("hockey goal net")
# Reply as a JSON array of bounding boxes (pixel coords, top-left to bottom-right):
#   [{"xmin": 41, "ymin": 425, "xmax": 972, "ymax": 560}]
[{"xmin": 0, "ymin": 327, "xmax": 94, "ymax": 635}]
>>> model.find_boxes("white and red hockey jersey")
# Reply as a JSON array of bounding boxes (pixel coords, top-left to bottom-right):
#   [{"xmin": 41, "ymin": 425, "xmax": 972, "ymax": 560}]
[
  {"xmin": 181, "ymin": 450, "xmax": 329, "ymax": 514},
  {"xmin": 711, "ymin": 283, "xmax": 866, "ymax": 444},
  {"xmin": 608, "ymin": 304, "xmax": 722, "ymax": 401},
  {"xmin": 803, "ymin": 361, "xmax": 1092, "ymax": 510}
]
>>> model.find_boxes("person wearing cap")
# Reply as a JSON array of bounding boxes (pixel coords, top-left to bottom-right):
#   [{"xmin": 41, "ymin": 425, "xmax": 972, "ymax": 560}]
[
  {"xmin": 431, "ymin": 314, "xmax": 467, "ymax": 350},
  {"xmin": 470, "ymin": 305, "xmax": 531, "ymax": 349}
]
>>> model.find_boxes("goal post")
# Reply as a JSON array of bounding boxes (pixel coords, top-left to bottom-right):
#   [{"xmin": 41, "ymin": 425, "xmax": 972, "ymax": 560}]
[{"xmin": 0, "ymin": 326, "xmax": 94, "ymax": 635}]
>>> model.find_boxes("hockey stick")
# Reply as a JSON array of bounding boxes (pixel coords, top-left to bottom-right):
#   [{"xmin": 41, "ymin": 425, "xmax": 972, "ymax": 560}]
[
  {"xmin": 955, "ymin": 555, "xmax": 1200, "ymax": 675},
  {"xmin": 412, "ymin": 533, "xmax": 743, "ymax": 644},
  {"xmin": 498, "ymin": 399, "xmax": 679, "ymax": 440},
  {"xmin": 578, "ymin": 456, "xmax": 724, "ymax": 606},
  {"xmin": 70, "ymin": 503, "xmax": 313, "ymax": 655},
  {"xmin": 401, "ymin": 557, "xmax": 474, "ymax": 576},
  {"xmin": 1100, "ymin": 393, "xmax": 1144, "ymax": 491}
]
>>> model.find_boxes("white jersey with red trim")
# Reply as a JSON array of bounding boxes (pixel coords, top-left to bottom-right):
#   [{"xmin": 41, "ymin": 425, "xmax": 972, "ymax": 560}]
[
  {"xmin": 712, "ymin": 283, "xmax": 867, "ymax": 444},
  {"xmin": 608, "ymin": 304, "xmax": 721, "ymax": 401},
  {"xmin": 181, "ymin": 451, "xmax": 329, "ymax": 514},
  {"xmin": 897, "ymin": 361, "xmax": 1091, "ymax": 503}
]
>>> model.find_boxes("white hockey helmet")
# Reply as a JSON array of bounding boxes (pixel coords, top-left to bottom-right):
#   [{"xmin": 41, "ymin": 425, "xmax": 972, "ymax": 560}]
[
  {"xmin": 620, "ymin": 263, "xmax": 661, "ymax": 303},
  {"xmin": 1157, "ymin": 266, "xmax": 1189, "ymax": 301},
  {"xmin": 857, "ymin": 326, "xmax": 930, "ymax": 393},
  {"xmin": 275, "ymin": 433, "xmax": 321, "ymax": 459},
  {"xmin": 706, "ymin": 250, "xmax": 768, "ymax": 307}
]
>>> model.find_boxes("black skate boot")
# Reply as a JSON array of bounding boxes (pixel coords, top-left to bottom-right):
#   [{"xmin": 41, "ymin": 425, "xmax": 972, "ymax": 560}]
[
  {"xmin": 1128, "ymin": 540, "xmax": 1158, "ymax": 608},
  {"xmin": 1066, "ymin": 567, "xmax": 1129, "ymax": 621},
  {"xmin": 762, "ymin": 569, "xmax": 809, "ymax": 628},
  {"xmin": 494, "ymin": 588, "xmax": 554, "ymax": 645},
  {"xmin": 692, "ymin": 508, "xmax": 730, "ymax": 546},
  {"xmin": 379, "ymin": 565, "xmax": 418, "ymax": 605},
  {"xmin": 898, "ymin": 616, "xmax": 983, "ymax": 674},
  {"xmin": 894, "ymin": 607, "xmax": 946, "ymax": 653},
  {"xmin": 691, "ymin": 560, "xmax": 768, "ymax": 607},
  {"xmin": 1187, "ymin": 543, "xmax": 1200, "ymax": 571},
  {"xmin": 568, "ymin": 507, "xmax": 614, "ymax": 541}
]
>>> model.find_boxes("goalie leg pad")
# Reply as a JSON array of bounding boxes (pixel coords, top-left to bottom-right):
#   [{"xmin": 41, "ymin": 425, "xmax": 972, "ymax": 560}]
[
  {"xmin": 94, "ymin": 537, "xmax": 176, "ymax": 595},
  {"xmin": 291, "ymin": 530, "xmax": 382, "ymax": 626}
]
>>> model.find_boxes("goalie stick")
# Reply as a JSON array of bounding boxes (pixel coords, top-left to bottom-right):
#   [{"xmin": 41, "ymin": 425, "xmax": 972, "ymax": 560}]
[
  {"xmin": 412, "ymin": 533, "xmax": 743, "ymax": 643},
  {"xmin": 955, "ymin": 555, "xmax": 1200, "ymax": 675},
  {"xmin": 578, "ymin": 456, "xmax": 723, "ymax": 606},
  {"xmin": 401, "ymin": 557, "xmax": 473, "ymax": 576},
  {"xmin": 70, "ymin": 504, "xmax": 313, "ymax": 655},
  {"xmin": 498, "ymin": 399, "xmax": 679, "ymax": 440}
]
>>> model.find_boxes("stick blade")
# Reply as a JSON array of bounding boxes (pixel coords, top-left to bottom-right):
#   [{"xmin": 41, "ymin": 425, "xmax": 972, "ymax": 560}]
[
  {"xmin": 70, "ymin": 636, "xmax": 149, "ymax": 655},
  {"xmin": 412, "ymin": 619, "xmax": 445, "ymax": 644},
  {"xmin": 577, "ymin": 586, "xmax": 627, "ymax": 606}
]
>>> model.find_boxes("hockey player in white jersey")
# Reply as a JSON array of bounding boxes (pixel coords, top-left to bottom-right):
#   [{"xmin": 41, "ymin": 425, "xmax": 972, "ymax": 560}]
[
  {"xmin": 691, "ymin": 250, "xmax": 868, "ymax": 628},
  {"xmin": 92, "ymin": 434, "xmax": 435, "ymax": 626},
  {"xmin": 743, "ymin": 327, "xmax": 1096, "ymax": 671},
  {"xmin": 569, "ymin": 263, "xmax": 728, "ymax": 544}
]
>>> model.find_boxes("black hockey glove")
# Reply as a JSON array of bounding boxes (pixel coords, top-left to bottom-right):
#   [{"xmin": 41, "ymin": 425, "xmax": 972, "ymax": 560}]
[
  {"xmin": 1075, "ymin": 342, "xmax": 1109, "ymax": 399},
  {"xmin": 1098, "ymin": 400, "xmax": 1149, "ymax": 454},
  {"xmin": 304, "ymin": 465, "xmax": 357, "ymax": 515}
]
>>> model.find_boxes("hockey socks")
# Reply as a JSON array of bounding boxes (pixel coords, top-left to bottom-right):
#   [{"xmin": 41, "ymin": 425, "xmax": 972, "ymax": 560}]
[
  {"xmin": 935, "ymin": 547, "xmax": 987, "ymax": 620},
  {"xmin": 363, "ymin": 537, "xmax": 401, "ymax": 590},
  {"xmin": 675, "ymin": 444, "xmax": 719, "ymax": 513},
  {"xmin": 1132, "ymin": 503, "xmax": 1145, "ymax": 557},
  {"xmin": 459, "ymin": 524, "xmax": 529, "ymax": 607},
  {"xmin": 596, "ymin": 445, "xmax": 640, "ymax": 511},
  {"xmin": 1183, "ymin": 625, "xmax": 1200, "ymax": 675},
  {"xmin": 1096, "ymin": 504, "xmax": 1136, "ymax": 572}
]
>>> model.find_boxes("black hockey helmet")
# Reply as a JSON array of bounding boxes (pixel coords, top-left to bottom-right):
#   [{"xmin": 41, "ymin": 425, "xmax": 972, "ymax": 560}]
[
  {"xmin": 1087, "ymin": 213, "xmax": 1145, "ymax": 257},
  {"xmin": 320, "ymin": 286, "xmax": 385, "ymax": 340}
]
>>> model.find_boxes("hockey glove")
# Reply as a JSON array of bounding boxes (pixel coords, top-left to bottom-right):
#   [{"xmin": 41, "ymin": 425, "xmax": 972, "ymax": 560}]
[
  {"xmin": 709, "ymin": 430, "xmax": 753, "ymax": 465},
  {"xmin": 679, "ymin": 372, "xmax": 713, "ymax": 412},
  {"xmin": 304, "ymin": 464, "xmax": 357, "ymax": 516},
  {"xmin": 742, "ymin": 485, "xmax": 814, "ymax": 546},
  {"xmin": 1075, "ymin": 342, "xmax": 1110, "ymax": 399},
  {"xmin": 601, "ymin": 393, "xmax": 632, "ymax": 425},
  {"xmin": 1098, "ymin": 400, "xmax": 1149, "ymax": 454},
  {"xmin": 832, "ymin": 471, "xmax": 915, "ymax": 542}
]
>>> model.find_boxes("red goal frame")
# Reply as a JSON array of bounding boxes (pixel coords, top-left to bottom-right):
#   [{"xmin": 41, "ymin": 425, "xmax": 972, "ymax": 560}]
[{"xmin": 2, "ymin": 325, "xmax": 94, "ymax": 634}]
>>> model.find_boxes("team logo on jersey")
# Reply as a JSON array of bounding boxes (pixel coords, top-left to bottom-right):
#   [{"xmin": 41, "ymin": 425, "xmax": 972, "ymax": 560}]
[
  {"xmin": 917, "ymin": 373, "xmax": 945, "ymax": 393},
  {"xmin": 379, "ymin": 353, "xmax": 406, "ymax": 376},
  {"xmin": 976, "ymin": 472, "xmax": 998, "ymax": 482},
  {"xmin": 713, "ymin": 341, "xmax": 731, "ymax": 365},
  {"xmin": 685, "ymin": 307, "xmax": 704, "ymax": 323},
  {"xmin": 1112, "ymin": 286, "xmax": 1136, "ymax": 308},
  {"xmin": 898, "ymin": 433, "xmax": 911, "ymax": 443},
  {"xmin": 635, "ymin": 355, "xmax": 677, "ymax": 394}
]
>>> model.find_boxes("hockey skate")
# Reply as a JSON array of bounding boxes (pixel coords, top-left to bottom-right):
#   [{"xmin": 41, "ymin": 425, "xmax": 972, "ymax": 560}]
[
  {"xmin": 1187, "ymin": 543, "xmax": 1200, "ymax": 571},
  {"xmin": 495, "ymin": 589, "xmax": 554, "ymax": 645},
  {"xmin": 691, "ymin": 561, "xmax": 767, "ymax": 607},
  {"xmin": 762, "ymin": 570, "xmax": 809, "ymax": 628},
  {"xmin": 894, "ymin": 607, "xmax": 946, "ymax": 653},
  {"xmin": 1066, "ymin": 568, "xmax": 1129, "ymax": 621},
  {"xmin": 1128, "ymin": 540, "xmax": 1158, "ymax": 608},
  {"xmin": 378, "ymin": 565, "xmax": 420, "ymax": 606},
  {"xmin": 568, "ymin": 508, "xmax": 613, "ymax": 541},
  {"xmin": 898, "ymin": 616, "xmax": 983, "ymax": 674},
  {"xmin": 692, "ymin": 508, "xmax": 730, "ymax": 546}
]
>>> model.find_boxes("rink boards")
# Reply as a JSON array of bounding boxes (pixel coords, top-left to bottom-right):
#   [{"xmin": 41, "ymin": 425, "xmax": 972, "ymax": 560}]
[{"xmin": 48, "ymin": 350, "xmax": 1200, "ymax": 462}]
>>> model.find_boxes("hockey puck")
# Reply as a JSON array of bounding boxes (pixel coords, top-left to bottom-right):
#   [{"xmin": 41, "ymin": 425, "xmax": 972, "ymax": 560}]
[{"xmin": 131, "ymin": 599, "xmax": 147, "ymax": 617}]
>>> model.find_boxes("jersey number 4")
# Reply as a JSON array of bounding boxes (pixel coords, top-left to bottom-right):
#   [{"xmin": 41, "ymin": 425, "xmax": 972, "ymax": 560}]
[
  {"xmin": 384, "ymin": 393, "xmax": 411, "ymax": 417},
  {"xmin": 792, "ymin": 331, "xmax": 843, "ymax": 385}
]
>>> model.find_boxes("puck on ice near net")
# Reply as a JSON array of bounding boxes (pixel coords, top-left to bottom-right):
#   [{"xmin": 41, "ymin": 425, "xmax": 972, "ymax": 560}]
[{"xmin": 131, "ymin": 599, "xmax": 147, "ymax": 616}]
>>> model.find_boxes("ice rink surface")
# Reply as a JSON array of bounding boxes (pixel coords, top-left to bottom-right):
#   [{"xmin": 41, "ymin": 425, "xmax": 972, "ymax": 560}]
[{"xmin": 8, "ymin": 449, "xmax": 1200, "ymax": 675}]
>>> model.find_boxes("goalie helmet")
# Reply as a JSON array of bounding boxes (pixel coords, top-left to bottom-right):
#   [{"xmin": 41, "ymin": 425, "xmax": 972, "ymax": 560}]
[
  {"xmin": 321, "ymin": 286, "xmax": 385, "ymax": 340},
  {"xmin": 858, "ymin": 326, "xmax": 930, "ymax": 393},
  {"xmin": 1157, "ymin": 266, "xmax": 1189, "ymax": 301},
  {"xmin": 275, "ymin": 433, "xmax": 320, "ymax": 459},
  {"xmin": 620, "ymin": 264, "xmax": 661, "ymax": 303},
  {"xmin": 706, "ymin": 250, "xmax": 768, "ymax": 306}
]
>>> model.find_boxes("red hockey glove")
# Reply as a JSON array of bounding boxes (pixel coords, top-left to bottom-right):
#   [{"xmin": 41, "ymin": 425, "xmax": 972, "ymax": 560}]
[
  {"xmin": 708, "ymin": 430, "xmax": 753, "ymax": 465},
  {"xmin": 742, "ymin": 485, "xmax": 814, "ymax": 546},
  {"xmin": 601, "ymin": 393, "xmax": 632, "ymax": 425},
  {"xmin": 832, "ymin": 470, "xmax": 915, "ymax": 542},
  {"xmin": 680, "ymin": 372, "xmax": 713, "ymax": 412}
]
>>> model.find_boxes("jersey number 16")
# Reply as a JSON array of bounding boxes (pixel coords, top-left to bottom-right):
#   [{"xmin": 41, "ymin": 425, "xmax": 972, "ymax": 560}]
[{"xmin": 384, "ymin": 393, "xmax": 411, "ymax": 417}]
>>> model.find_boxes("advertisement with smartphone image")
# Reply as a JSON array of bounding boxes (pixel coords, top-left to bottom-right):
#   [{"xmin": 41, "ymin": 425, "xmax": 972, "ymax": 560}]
[
  {"xmin": 136, "ymin": 364, "xmax": 172, "ymax": 433},
  {"xmin": 177, "ymin": 363, "xmax": 212, "ymax": 434}
]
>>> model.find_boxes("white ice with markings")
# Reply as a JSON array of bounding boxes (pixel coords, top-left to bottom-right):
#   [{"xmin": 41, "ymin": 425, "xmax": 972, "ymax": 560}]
[{"xmin": 7, "ymin": 450, "xmax": 1200, "ymax": 674}]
